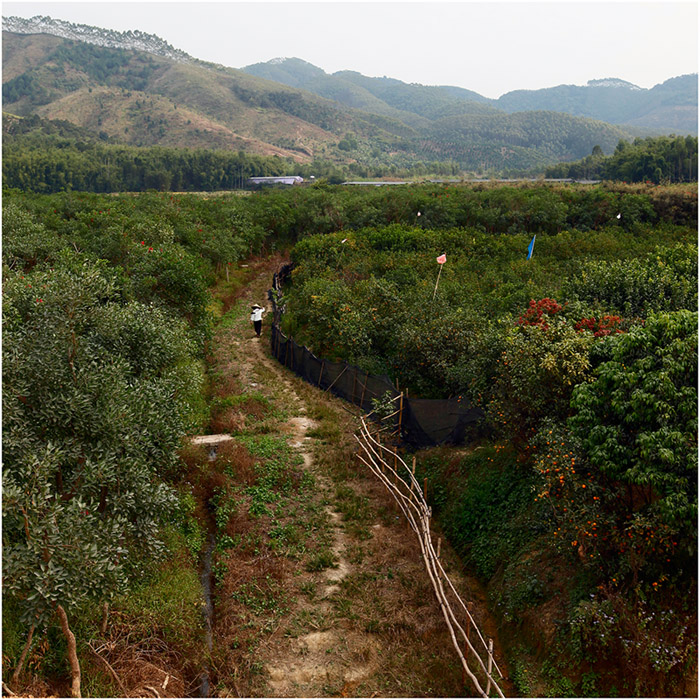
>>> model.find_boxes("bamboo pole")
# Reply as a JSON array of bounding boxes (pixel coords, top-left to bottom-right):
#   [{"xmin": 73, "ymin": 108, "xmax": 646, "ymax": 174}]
[
  {"xmin": 432, "ymin": 262, "xmax": 444, "ymax": 300},
  {"xmin": 359, "ymin": 372, "xmax": 369, "ymax": 411},
  {"xmin": 354, "ymin": 416, "xmax": 504, "ymax": 699},
  {"xmin": 486, "ymin": 639, "xmax": 494, "ymax": 697},
  {"xmin": 324, "ymin": 364, "xmax": 348, "ymax": 393}
]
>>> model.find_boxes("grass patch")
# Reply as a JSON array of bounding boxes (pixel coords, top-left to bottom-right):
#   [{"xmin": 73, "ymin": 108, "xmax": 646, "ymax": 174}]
[
  {"xmin": 305, "ymin": 549, "xmax": 339, "ymax": 572},
  {"xmin": 231, "ymin": 579, "xmax": 290, "ymax": 618},
  {"xmin": 335, "ymin": 484, "xmax": 374, "ymax": 540},
  {"xmin": 117, "ymin": 531, "xmax": 204, "ymax": 650}
]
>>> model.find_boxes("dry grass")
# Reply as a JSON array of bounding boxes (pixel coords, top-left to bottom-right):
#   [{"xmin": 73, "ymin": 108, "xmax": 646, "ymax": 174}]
[{"xmin": 208, "ymin": 406, "xmax": 245, "ymax": 434}]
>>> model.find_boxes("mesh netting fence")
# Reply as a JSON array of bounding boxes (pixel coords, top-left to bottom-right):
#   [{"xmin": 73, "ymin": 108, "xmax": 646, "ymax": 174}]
[{"xmin": 268, "ymin": 281, "xmax": 483, "ymax": 447}]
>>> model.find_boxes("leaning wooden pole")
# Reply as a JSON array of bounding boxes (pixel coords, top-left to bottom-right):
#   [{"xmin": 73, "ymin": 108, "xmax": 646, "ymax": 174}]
[{"xmin": 355, "ymin": 415, "xmax": 505, "ymax": 699}]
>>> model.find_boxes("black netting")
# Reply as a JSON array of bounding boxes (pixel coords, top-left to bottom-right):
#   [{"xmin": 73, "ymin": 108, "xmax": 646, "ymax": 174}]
[{"xmin": 269, "ymin": 296, "xmax": 483, "ymax": 447}]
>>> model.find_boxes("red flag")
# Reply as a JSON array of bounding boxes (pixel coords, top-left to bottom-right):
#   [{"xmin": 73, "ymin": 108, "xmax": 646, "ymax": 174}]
[{"xmin": 436, "ymin": 253, "xmax": 447, "ymax": 264}]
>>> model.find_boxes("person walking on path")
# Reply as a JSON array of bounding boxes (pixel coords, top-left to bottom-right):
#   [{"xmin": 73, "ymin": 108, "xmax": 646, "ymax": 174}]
[{"xmin": 250, "ymin": 304, "xmax": 265, "ymax": 338}]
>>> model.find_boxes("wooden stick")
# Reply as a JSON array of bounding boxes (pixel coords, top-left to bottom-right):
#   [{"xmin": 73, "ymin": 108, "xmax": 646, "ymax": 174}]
[
  {"xmin": 463, "ymin": 602, "xmax": 473, "ymax": 685},
  {"xmin": 398, "ymin": 391, "xmax": 404, "ymax": 436},
  {"xmin": 88, "ymin": 644, "xmax": 128, "ymax": 696},
  {"xmin": 359, "ymin": 371, "xmax": 369, "ymax": 410},
  {"xmin": 486, "ymin": 639, "xmax": 494, "ymax": 697},
  {"xmin": 432, "ymin": 262, "xmax": 443, "ymax": 300},
  {"xmin": 437, "ymin": 537, "xmax": 441, "ymax": 558},
  {"xmin": 318, "ymin": 360, "xmax": 325, "ymax": 388},
  {"xmin": 355, "ymin": 416, "xmax": 504, "ymax": 698},
  {"xmin": 324, "ymin": 364, "xmax": 348, "ymax": 393}
]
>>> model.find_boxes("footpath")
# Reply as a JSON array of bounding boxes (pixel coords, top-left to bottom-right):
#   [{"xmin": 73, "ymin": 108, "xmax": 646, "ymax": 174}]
[{"xmin": 199, "ymin": 258, "xmax": 511, "ymax": 697}]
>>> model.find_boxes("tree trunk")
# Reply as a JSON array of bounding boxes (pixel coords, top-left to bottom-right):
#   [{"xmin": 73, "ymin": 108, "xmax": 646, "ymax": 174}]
[
  {"xmin": 100, "ymin": 602, "xmax": 109, "ymax": 637},
  {"xmin": 11, "ymin": 624, "xmax": 35, "ymax": 687},
  {"xmin": 56, "ymin": 604, "xmax": 81, "ymax": 698}
]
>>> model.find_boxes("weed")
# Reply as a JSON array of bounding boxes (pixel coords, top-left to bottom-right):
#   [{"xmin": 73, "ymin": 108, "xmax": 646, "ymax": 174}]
[
  {"xmin": 365, "ymin": 618, "xmax": 381, "ymax": 633},
  {"xmin": 231, "ymin": 579, "xmax": 289, "ymax": 617},
  {"xmin": 246, "ymin": 484, "xmax": 277, "ymax": 517},
  {"xmin": 307, "ymin": 422, "xmax": 341, "ymax": 441},
  {"xmin": 333, "ymin": 597, "xmax": 358, "ymax": 620},
  {"xmin": 541, "ymin": 658, "xmax": 577, "ymax": 697},
  {"xmin": 580, "ymin": 670, "xmax": 599, "ymax": 696},
  {"xmin": 348, "ymin": 545, "xmax": 366, "ymax": 565},
  {"xmin": 177, "ymin": 490, "xmax": 205, "ymax": 558},
  {"xmin": 299, "ymin": 581, "xmax": 317, "ymax": 600},
  {"xmin": 211, "ymin": 487, "xmax": 238, "ymax": 531},
  {"xmin": 216, "ymin": 534, "xmax": 239, "ymax": 552},
  {"xmin": 268, "ymin": 522, "xmax": 302, "ymax": 552},
  {"xmin": 218, "ymin": 442, "xmax": 258, "ymax": 485},
  {"xmin": 305, "ymin": 550, "xmax": 338, "ymax": 572},
  {"xmin": 334, "ymin": 484, "xmax": 374, "ymax": 540},
  {"xmin": 509, "ymin": 651, "xmax": 533, "ymax": 697},
  {"xmin": 213, "ymin": 559, "xmax": 229, "ymax": 587}
]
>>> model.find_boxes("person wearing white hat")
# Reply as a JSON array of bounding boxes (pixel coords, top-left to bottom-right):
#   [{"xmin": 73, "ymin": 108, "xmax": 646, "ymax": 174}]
[{"xmin": 250, "ymin": 304, "xmax": 266, "ymax": 338}]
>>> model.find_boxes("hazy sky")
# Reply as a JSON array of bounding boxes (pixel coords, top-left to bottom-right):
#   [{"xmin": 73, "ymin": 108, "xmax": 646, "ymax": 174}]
[{"xmin": 3, "ymin": 1, "xmax": 698, "ymax": 98}]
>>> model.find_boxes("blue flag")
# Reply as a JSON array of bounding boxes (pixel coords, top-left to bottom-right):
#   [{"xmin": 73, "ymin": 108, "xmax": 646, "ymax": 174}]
[{"xmin": 526, "ymin": 234, "xmax": 536, "ymax": 260}]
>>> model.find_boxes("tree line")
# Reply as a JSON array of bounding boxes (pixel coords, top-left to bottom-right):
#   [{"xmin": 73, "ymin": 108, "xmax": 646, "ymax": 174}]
[
  {"xmin": 4, "ymin": 112, "xmax": 698, "ymax": 193},
  {"xmin": 546, "ymin": 135, "xmax": 698, "ymax": 183}
]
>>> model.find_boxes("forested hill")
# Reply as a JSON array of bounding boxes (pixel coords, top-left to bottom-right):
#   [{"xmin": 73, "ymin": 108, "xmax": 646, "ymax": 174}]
[
  {"xmin": 495, "ymin": 74, "xmax": 698, "ymax": 134},
  {"xmin": 1, "ymin": 15, "xmax": 653, "ymax": 176},
  {"xmin": 243, "ymin": 58, "xmax": 698, "ymax": 136}
]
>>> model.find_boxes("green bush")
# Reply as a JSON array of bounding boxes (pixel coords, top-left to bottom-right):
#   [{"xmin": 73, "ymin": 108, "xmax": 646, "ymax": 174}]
[{"xmin": 569, "ymin": 311, "xmax": 698, "ymax": 558}]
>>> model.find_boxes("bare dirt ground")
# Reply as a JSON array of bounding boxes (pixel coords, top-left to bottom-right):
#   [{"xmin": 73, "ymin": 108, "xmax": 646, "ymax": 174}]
[{"xmin": 201, "ymin": 259, "xmax": 513, "ymax": 698}]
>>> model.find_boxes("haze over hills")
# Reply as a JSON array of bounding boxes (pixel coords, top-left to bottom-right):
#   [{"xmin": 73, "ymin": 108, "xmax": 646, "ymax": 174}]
[{"xmin": 2, "ymin": 15, "xmax": 697, "ymax": 176}]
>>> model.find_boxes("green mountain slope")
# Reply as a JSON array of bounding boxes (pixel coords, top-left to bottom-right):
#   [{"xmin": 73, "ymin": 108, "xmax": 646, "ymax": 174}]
[
  {"xmin": 244, "ymin": 57, "xmax": 697, "ymax": 136},
  {"xmin": 495, "ymin": 75, "xmax": 698, "ymax": 134}
]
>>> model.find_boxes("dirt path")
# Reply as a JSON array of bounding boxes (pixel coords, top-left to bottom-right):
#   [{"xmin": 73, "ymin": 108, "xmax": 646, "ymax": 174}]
[
  {"xmin": 202, "ymin": 259, "xmax": 512, "ymax": 697},
  {"xmin": 236, "ymin": 330, "xmax": 361, "ymax": 695}
]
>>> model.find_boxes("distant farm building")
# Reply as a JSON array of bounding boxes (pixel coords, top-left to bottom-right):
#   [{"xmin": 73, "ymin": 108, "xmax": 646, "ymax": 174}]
[
  {"xmin": 342, "ymin": 181, "xmax": 411, "ymax": 186},
  {"xmin": 248, "ymin": 176, "xmax": 304, "ymax": 187}
]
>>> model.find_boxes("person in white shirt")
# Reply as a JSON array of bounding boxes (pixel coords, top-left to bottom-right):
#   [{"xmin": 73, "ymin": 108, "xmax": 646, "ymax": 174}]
[{"xmin": 250, "ymin": 304, "xmax": 265, "ymax": 337}]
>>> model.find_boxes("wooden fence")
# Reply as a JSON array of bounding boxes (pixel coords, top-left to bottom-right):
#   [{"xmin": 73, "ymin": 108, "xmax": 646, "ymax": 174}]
[{"xmin": 356, "ymin": 404, "xmax": 505, "ymax": 698}]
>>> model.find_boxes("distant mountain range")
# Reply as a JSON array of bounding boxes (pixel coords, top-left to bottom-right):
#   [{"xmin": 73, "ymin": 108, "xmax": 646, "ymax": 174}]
[
  {"xmin": 242, "ymin": 57, "xmax": 698, "ymax": 134},
  {"xmin": 3, "ymin": 15, "xmax": 697, "ymax": 176}
]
